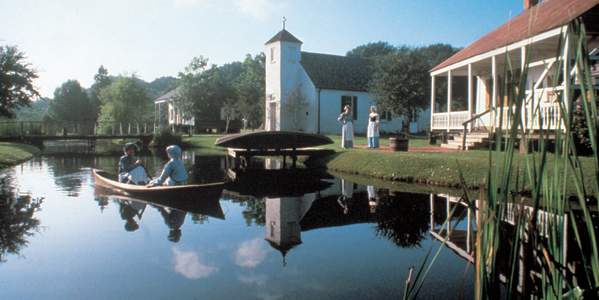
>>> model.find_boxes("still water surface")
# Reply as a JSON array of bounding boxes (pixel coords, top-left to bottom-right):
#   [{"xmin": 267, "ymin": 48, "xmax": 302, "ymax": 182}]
[{"xmin": 0, "ymin": 152, "xmax": 474, "ymax": 299}]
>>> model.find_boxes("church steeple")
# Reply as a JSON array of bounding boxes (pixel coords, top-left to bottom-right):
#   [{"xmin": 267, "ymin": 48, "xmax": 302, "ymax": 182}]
[{"xmin": 264, "ymin": 18, "xmax": 302, "ymax": 45}]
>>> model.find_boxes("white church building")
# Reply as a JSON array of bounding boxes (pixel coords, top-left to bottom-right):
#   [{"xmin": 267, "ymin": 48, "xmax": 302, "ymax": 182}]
[{"xmin": 264, "ymin": 28, "xmax": 430, "ymax": 134}]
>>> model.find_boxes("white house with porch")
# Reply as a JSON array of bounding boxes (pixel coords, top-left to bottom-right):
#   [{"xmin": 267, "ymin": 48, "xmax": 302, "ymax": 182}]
[
  {"xmin": 430, "ymin": 0, "xmax": 599, "ymax": 149},
  {"xmin": 264, "ymin": 28, "xmax": 430, "ymax": 134},
  {"xmin": 154, "ymin": 88, "xmax": 194, "ymax": 127}
]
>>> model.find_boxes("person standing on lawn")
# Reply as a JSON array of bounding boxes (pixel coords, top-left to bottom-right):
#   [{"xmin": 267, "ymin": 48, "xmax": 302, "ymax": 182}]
[
  {"xmin": 367, "ymin": 106, "xmax": 380, "ymax": 149},
  {"xmin": 337, "ymin": 105, "xmax": 354, "ymax": 148}
]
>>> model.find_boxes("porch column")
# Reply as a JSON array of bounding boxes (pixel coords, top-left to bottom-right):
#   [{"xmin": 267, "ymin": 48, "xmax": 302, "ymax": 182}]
[
  {"xmin": 491, "ymin": 55, "xmax": 497, "ymax": 131},
  {"xmin": 430, "ymin": 75, "xmax": 435, "ymax": 131},
  {"xmin": 447, "ymin": 70, "xmax": 452, "ymax": 132},
  {"xmin": 467, "ymin": 64, "xmax": 473, "ymax": 131}
]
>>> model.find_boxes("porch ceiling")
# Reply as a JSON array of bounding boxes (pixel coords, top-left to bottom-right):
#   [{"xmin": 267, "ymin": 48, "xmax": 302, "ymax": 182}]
[{"xmin": 433, "ymin": 34, "xmax": 563, "ymax": 78}]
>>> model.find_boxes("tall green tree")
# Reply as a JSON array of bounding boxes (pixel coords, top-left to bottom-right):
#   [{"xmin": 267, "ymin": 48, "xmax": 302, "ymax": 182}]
[
  {"xmin": 369, "ymin": 44, "xmax": 458, "ymax": 130},
  {"xmin": 48, "ymin": 80, "xmax": 95, "ymax": 122},
  {"xmin": 369, "ymin": 51, "xmax": 430, "ymax": 128},
  {"xmin": 0, "ymin": 45, "xmax": 39, "ymax": 118},
  {"xmin": 173, "ymin": 56, "xmax": 211, "ymax": 122},
  {"xmin": 235, "ymin": 53, "xmax": 265, "ymax": 128},
  {"xmin": 346, "ymin": 41, "xmax": 396, "ymax": 59},
  {"xmin": 89, "ymin": 65, "xmax": 112, "ymax": 122},
  {"xmin": 98, "ymin": 76, "xmax": 151, "ymax": 124}
]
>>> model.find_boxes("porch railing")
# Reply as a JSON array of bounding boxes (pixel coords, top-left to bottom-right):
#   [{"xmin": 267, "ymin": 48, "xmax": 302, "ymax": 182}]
[{"xmin": 431, "ymin": 111, "xmax": 470, "ymax": 130}]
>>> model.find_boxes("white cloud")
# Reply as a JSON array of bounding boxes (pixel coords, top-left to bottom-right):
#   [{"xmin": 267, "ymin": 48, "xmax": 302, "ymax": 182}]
[
  {"xmin": 236, "ymin": 0, "xmax": 278, "ymax": 21},
  {"xmin": 238, "ymin": 272, "xmax": 268, "ymax": 286},
  {"xmin": 172, "ymin": 247, "xmax": 218, "ymax": 279},
  {"xmin": 235, "ymin": 238, "xmax": 268, "ymax": 268}
]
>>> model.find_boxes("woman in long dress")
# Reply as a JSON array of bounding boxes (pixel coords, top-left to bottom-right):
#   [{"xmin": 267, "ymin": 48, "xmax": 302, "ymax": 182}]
[
  {"xmin": 367, "ymin": 106, "xmax": 380, "ymax": 149},
  {"xmin": 337, "ymin": 105, "xmax": 354, "ymax": 148}
]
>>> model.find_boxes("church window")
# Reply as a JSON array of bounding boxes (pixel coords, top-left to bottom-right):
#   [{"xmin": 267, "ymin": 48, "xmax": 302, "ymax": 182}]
[{"xmin": 270, "ymin": 47, "xmax": 276, "ymax": 63}]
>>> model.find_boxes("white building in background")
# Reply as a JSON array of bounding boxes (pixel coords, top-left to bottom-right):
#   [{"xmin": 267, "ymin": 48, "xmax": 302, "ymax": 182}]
[
  {"xmin": 264, "ymin": 28, "xmax": 430, "ymax": 135},
  {"xmin": 154, "ymin": 88, "xmax": 194, "ymax": 127}
]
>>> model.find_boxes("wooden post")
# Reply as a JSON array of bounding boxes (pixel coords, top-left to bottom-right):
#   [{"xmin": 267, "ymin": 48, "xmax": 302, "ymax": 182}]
[
  {"xmin": 462, "ymin": 124, "xmax": 468, "ymax": 151},
  {"xmin": 429, "ymin": 194, "xmax": 435, "ymax": 230},
  {"xmin": 491, "ymin": 55, "xmax": 497, "ymax": 132},
  {"xmin": 128, "ymin": 123, "xmax": 131, "ymax": 135},
  {"xmin": 430, "ymin": 75, "xmax": 436, "ymax": 132},
  {"xmin": 447, "ymin": 70, "xmax": 452, "ymax": 132},
  {"xmin": 119, "ymin": 123, "xmax": 123, "ymax": 135},
  {"xmin": 467, "ymin": 64, "xmax": 473, "ymax": 131}
]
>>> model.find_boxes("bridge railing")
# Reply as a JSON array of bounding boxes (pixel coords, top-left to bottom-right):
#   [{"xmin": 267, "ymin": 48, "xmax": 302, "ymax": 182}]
[{"xmin": 0, "ymin": 121, "xmax": 156, "ymax": 137}]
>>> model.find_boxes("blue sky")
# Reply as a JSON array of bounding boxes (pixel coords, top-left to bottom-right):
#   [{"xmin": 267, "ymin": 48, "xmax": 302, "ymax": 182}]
[{"xmin": 0, "ymin": 0, "xmax": 523, "ymax": 97}]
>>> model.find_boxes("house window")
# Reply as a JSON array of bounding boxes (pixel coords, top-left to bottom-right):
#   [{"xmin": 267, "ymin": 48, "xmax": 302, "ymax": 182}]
[
  {"xmin": 270, "ymin": 48, "xmax": 276, "ymax": 63},
  {"xmin": 341, "ymin": 96, "xmax": 358, "ymax": 120},
  {"xmin": 381, "ymin": 111, "xmax": 392, "ymax": 121}
]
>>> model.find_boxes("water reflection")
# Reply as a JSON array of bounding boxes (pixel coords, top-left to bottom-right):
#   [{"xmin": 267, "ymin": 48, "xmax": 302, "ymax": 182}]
[
  {"xmin": 225, "ymin": 163, "xmax": 435, "ymax": 263},
  {"xmin": 94, "ymin": 186, "xmax": 225, "ymax": 243},
  {"xmin": 0, "ymin": 174, "xmax": 43, "ymax": 262}
]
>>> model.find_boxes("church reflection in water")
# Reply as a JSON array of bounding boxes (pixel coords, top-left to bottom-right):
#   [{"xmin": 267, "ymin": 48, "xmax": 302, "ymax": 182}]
[{"xmin": 224, "ymin": 158, "xmax": 433, "ymax": 264}]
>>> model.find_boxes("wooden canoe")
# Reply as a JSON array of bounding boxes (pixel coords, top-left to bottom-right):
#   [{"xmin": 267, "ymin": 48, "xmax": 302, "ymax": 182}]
[
  {"xmin": 92, "ymin": 169, "xmax": 224, "ymax": 199},
  {"xmin": 215, "ymin": 131, "xmax": 333, "ymax": 150}
]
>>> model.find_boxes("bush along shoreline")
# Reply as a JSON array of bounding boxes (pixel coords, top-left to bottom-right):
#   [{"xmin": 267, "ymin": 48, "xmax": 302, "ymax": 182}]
[{"xmin": 0, "ymin": 142, "xmax": 40, "ymax": 169}]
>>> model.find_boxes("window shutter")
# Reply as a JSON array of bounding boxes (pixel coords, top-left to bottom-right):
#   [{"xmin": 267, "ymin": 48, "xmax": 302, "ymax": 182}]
[{"xmin": 352, "ymin": 96, "xmax": 358, "ymax": 120}]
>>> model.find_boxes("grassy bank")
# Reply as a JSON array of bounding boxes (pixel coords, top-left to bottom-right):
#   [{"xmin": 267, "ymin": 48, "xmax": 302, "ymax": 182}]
[
  {"xmin": 308, "ymin": 148, "xmax": 597, "ymax": 195},
  {"xmin": 183, "ymin": 133, "xmax": 596, "ymax": 194},
  {"xmin": 0, "ymin": 142, "xmax": 40, "ymax": 169}
]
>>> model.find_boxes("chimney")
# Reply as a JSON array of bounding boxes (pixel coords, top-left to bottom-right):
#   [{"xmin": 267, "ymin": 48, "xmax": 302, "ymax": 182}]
[{"xmin": 523, "ymin": 0, "xmax": 539, "ymax": 9}]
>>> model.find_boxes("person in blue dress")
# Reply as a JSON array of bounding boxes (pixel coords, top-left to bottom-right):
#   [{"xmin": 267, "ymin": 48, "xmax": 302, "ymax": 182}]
[
  {"xmin": 337, "ymin": 105, "xmax": 354, "ymax": 148},
  {"xmin": 148, "ymin": 145, "xmax": 188, "ymax": 186}
]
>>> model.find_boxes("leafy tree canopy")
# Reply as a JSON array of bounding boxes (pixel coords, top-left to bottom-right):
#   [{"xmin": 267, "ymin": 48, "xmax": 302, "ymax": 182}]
[
  {"xmin": 346, "ymin": 41, "xmax": 396, "ymax": 59},
  {"xmin": 48, "ymin": 80, "xmax": 95, "ymax": 122},
  {"xmin": 0, "ymin": 45, "xmax": 39, "ymax": 118},
  {"xmin": 98, "ymin": 76, "xmax": 152, "ymax": 124},
  {"xmin": 368, "ymin": 44, "xmax": 458, "ymax": 127}
]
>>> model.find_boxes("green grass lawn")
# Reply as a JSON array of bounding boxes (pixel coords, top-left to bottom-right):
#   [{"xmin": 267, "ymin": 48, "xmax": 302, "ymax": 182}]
[
  {"xmin": 0, "ymin": 142, "xmax": 40, "ymax": 169},
  {"xmin": 182, "ymin": 133, "xmax": 596, "ymax": 195}
]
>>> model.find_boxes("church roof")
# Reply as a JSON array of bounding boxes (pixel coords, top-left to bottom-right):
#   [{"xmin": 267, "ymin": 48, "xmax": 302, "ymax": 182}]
[
  {"xmin": 432, "ymin": 0, "xmax": 599, "ymax": 72},
  {"xmin": 300, "ymin": 52, "xmax": 374, "ymax": 92},
  {"xmin": 265, "ymin": 29, "xmax": 302, "ymax": 45}
]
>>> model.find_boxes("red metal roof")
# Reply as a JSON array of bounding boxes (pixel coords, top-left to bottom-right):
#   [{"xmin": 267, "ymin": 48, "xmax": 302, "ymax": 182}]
[{"xmin": 431, "ymin": 0, "xmax": 599, "ymax": 72}]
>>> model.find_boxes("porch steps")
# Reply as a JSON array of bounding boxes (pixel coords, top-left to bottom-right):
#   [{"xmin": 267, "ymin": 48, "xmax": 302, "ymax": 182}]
[{"xmin": 440, "ymin": 132, "xmax": 491, "ymax": 150}]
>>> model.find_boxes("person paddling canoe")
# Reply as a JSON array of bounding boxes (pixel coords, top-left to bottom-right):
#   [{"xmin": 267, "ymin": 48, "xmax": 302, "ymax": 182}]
[
  {"xmin": 118, "ymin": 143, "xmax": 149, "ymax": 185},
  {"xmin": 147, "ymin": 145, "xmax": 188, "ymax": 187}
]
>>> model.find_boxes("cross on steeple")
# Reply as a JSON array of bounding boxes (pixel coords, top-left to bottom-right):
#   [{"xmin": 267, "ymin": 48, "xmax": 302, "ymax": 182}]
[{"xmin": 282, "ymin": 16, "xmax": 287, "ymax": 30}]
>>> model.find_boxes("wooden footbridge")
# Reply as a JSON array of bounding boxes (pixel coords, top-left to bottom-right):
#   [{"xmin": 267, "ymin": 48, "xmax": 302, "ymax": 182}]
[{"xmin": 0, "ymin": 121, "xmax": 155, "ymax": 147}]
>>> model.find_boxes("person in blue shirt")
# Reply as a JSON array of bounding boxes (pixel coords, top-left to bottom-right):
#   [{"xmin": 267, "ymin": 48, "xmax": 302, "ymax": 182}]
[
  {"xmin": 118, "ymin": 143, "xmax": 148, "ymax": 184},
  {"xmin": 148, "ymin": 145, "xmax": 188, "ymax": 186}
]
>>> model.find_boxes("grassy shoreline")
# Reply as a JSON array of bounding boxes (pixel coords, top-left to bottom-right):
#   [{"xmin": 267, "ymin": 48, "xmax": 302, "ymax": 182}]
[
  {"xmin": 184, "ymin": 134, "xmax": 597, "ymax": 195},
  {"xmin": 0, "ymin": 142, "xmax": 40, "ymax": 169}
]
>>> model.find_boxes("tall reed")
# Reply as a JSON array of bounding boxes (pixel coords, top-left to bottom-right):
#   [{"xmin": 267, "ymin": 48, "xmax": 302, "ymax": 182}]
[{"xmin": 404, "ymin": 19, "xmax": 599, "ymax": 299}]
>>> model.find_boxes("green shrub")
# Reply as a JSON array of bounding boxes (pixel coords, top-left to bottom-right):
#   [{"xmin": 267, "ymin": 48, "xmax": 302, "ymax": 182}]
[{"xmin": 152, "ymin": 128, "xmax": 182, "ymax": 147}]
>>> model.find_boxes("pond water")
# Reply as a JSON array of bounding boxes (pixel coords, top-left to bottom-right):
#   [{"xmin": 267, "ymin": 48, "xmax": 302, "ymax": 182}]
[{"xmin": 0, "ymin": 150, "xmax": 477, "ymax": 299}]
